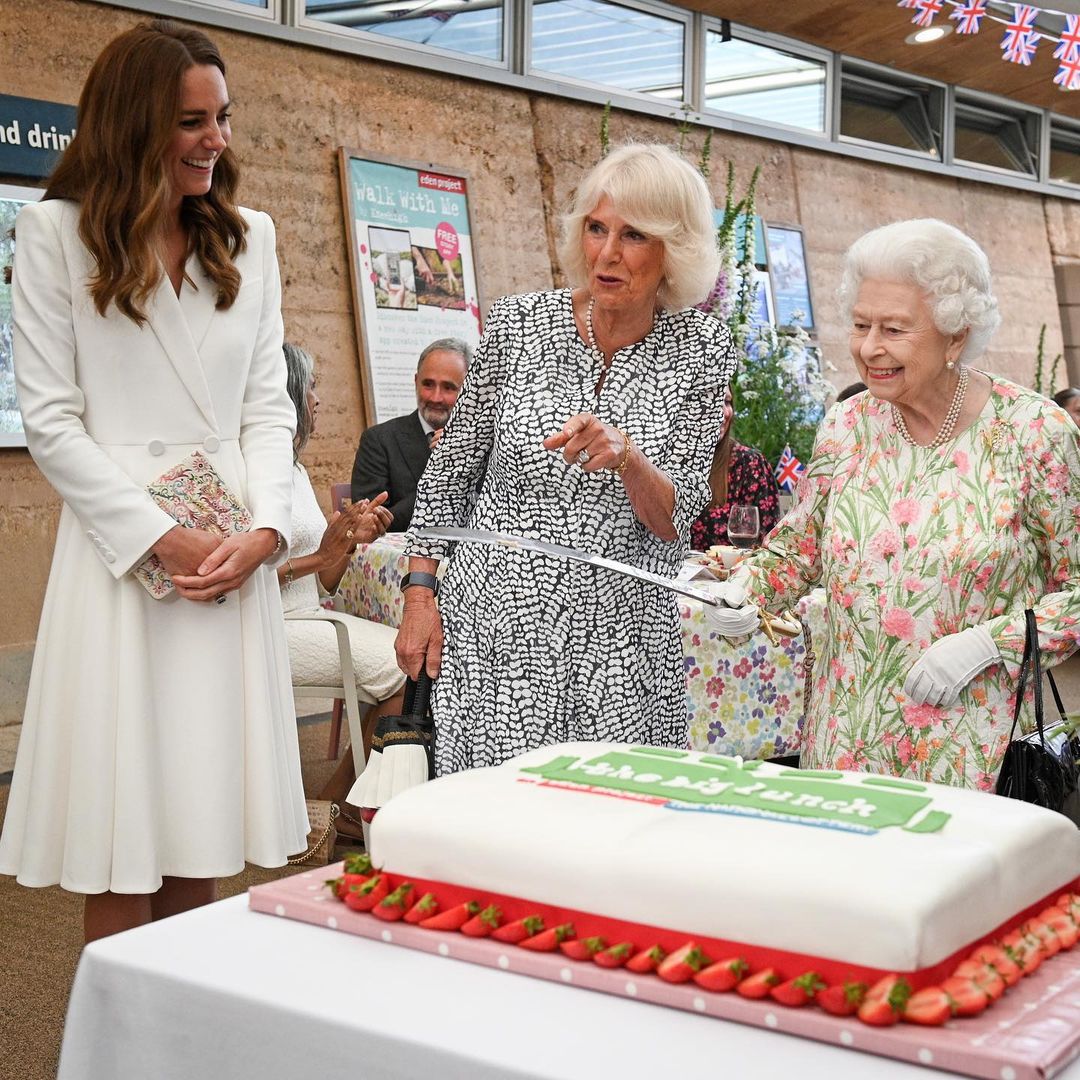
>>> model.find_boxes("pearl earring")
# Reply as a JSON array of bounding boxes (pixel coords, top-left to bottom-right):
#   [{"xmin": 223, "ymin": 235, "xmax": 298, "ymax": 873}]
[{"xmin": 946, "ymin": 360, "xmax": 955, "ymax": 370}]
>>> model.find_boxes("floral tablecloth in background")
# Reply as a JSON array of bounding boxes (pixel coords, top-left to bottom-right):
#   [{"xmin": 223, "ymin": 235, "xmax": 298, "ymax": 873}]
[{"xmin": 338, "ymin": 535, "xmax": 825, "ymax": 761}]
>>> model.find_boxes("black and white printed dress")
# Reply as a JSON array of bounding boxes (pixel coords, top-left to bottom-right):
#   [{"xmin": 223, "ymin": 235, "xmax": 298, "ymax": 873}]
[{"xmin": 405, "ymin": 290, "xmax": 738, "ymax": 775}]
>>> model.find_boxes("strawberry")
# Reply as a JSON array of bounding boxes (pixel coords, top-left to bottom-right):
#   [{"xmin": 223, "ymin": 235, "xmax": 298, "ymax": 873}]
[
  {"xmin": 520, "ymin": 923, "xmax": 575, "ymax": 952},
  {"xmin": 817, "ymin": 981, "xmax": 867, "ymax": 1017},
  {"xmin": 461, "ymin": 904, "xmax": 502, "ymax": 938},
  {"xmin": 857, "ymin": 975, "xmax": 911, "ymax": 1026},
  {"xmin": 970, "ymin": 944, "xmax": 1022, "ymax": 987},
  {"xmin": 343, "ymin": 873, "xmax": 390, "ymax": 912},
  {"xmin": 343, "ymin": 853, "xmax": 374, "ymax": 876},
  {"xmin": 625, "ymin": 946, "xmax": 666, "ymax": 974},
  {"xmin": 941, "ymin": 977, "xmax": 990, "ymax": 1017},
  {"xmin": 693, "ymin": 957, "xmax": 749, "ymax": 993},
  {"xmin": 492, "ymin": 916, "xmax": 544, "ymax": 944},
  {"xmin": 1058, "ymin": 893, "xmax": 1080, "ymax": 922},
  {"xmin": 1029, "ymin": 918, "xmax": 1063, "ymax": 956},
  {"xmin": 327, "ymin": 871, "xmax": 371, "ymax": 901},
  {"xmin": 373, "ymin": 883, "xmax": 415, "ymax": 922},
  {"xmin": 952, "ymin": 960, "xmax": 1006, "ymax": 1000},
  {"xmin": 403, "ymin": 892, "xmax": 439, "ymax": 924},
  {"xmin": 594, "ymin": 943, "xmax": 634, "ymax": 969},
  {"xmin": 657, "ymin": 944, "xmax": 710, "ymax": 984},
  {"xmin": 419, "ymin": 901, "xmax": 480, "ymax": 931},
  {"xmin": 560, "ymin": 936, "xmax": 606, "ymax": 961},
  {"xmin": 1046, "ymin": 910, "xmax": 1080, "ymax": 950},
  {"xmin": 770, "ymin": 972, "xmax": 826, "ymax": 1007},
  {"xmin": 736, "ymin": 969, "xmax": 781, "ymax": 999},
  {"xmin": 903, "ymin": 987, "xmax": 951, "ymax": 1026}
]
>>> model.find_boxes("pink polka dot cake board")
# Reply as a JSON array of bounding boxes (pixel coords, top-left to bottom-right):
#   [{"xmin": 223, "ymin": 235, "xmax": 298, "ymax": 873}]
[{"xmin": 251, "ymin": 864, "xmax": 1080, "ymax": 1080}]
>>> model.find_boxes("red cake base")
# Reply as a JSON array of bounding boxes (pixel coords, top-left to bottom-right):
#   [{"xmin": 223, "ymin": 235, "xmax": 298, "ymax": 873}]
[{"xmin": 251, "ymin": 864, "xmax": 1080, "ymax": 1080}]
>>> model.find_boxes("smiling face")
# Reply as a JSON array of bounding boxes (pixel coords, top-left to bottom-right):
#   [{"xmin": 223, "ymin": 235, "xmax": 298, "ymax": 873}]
[
  {"xmin": 415, "ymin": 349, "xmax": 468, "ymax": 429},
  {"xmin": 305, "ymin": 373, "xmax": 320, "ymax": 436},
  {"xmin": 165, "ymin": 64, "xmax": 231, "ymax": 206},
  {"xmin": 849, "ymin": 278, "xmax": 967, "ymax": 410},
  {"xmin": 1061, "ymin": 394, "xmax": 1080, "ymax": 429},
  {"xmin": 581, "ymin": 195, "xmax": 665, "ymax": 316}
]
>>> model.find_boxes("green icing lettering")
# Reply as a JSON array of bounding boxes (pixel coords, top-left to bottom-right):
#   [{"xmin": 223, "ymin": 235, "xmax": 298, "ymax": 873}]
[
  {"xmin": 741, "ymin": 760, "xmax": 764, "ymax": 771},
  {"xmin": 629, "ymin": 746, "xmax": 688, "ymax": 760},
  {"xmin": 521, "ymin": 749, "xmax": 952, "ymax": 833},
  {"xmin": 862, "ymin": 777, "xmax": 928, "ymax": 793}
]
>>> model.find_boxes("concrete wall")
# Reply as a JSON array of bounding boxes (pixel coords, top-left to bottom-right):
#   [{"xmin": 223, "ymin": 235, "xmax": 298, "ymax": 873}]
[{"xmin": 1, "ymin": 0, "xmax": 1078, "ymax": 723}]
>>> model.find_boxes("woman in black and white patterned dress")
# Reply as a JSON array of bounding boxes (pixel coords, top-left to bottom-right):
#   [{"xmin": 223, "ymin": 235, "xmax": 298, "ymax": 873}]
[{"xmin": 397, "ymin": 144, "xmax": 738, "ymax": 775}]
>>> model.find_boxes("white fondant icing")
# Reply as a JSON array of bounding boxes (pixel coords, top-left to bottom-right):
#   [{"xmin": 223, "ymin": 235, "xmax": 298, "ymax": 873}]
[{"xmin": 371, "ymin": 741, "xmax": 1080, "ymax": 972}]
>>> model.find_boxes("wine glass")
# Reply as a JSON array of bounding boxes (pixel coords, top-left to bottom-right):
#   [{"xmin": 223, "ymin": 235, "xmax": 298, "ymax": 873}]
[{"xmin": 727, "ymin": 505, "xmax": 760, "ymax": 550}]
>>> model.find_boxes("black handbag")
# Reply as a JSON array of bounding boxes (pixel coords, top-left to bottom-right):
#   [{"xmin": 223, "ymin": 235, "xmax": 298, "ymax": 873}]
[{"xmin": 995, "ymin": 609, "xmax": 1080, "ymax": 827}]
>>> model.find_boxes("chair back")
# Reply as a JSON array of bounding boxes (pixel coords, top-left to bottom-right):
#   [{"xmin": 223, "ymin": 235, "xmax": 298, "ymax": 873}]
[{"xmin": 331, "ymin": 483, "xmax": 351, "ymax": 513}]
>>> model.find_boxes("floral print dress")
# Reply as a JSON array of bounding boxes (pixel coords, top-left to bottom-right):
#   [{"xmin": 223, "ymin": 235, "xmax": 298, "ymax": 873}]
[
  {"xmin": 742, "ymin": 377, "xmax": 1080, "ymax": 790},
  {"xmin": 690, "ymin": 442, "xmax": 781, "ymax": 549}
]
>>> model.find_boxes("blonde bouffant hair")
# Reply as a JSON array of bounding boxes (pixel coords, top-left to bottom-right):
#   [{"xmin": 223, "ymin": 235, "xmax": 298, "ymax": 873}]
[{"xmin": 558, "ymin": 143, "xmax": 719, "ymax": 312}]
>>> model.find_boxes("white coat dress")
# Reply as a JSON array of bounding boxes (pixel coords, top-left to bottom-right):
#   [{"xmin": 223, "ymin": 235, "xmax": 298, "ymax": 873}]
[{"xmin": 0, "ymin": 199, "xmax": 308, "ymax": 894}]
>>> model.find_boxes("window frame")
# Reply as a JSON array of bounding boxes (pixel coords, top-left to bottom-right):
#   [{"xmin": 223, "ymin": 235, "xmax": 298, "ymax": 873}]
[
  {"xmin": 951, "ymin": 87, "xmax": 1043, "ymax": 180},
  {"xmin": 1047, "ymin": 116, "xmax": 1080, "ymax": 190}
]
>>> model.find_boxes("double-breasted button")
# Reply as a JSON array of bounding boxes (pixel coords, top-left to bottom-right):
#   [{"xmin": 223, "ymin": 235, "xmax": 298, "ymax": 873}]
[
  {"xmin": 103, "ymin": 552, "xmax": 116, "ymax": 564},
  {"xmin": 148, "ymin": 440, "xmax": 165, "ymax": 456},
  {"xmin": 203, "ymin": 435, "xmax": 221, "ymax": 453}
]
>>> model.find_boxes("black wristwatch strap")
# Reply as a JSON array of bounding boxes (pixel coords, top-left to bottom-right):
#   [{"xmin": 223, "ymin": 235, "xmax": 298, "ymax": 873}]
[{"xmin": 401, "ymin": 571, "xmax": 439, "ymax": 596}]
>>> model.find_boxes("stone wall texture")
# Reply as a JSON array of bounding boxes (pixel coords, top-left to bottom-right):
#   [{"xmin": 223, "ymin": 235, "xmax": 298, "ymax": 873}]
[{"xmin": 0, "ymin": 0, "xmax": 1078, "ymax": 721}]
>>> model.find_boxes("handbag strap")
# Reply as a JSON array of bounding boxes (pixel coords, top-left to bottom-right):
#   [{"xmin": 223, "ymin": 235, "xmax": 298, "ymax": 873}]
[
  {"xmin": 1008, "ymin": 609, "xmax": 1067, "ymax": 751},
  {"xmin": 402, "ymin": 670, "xmax": 434, "ymax": 724}
]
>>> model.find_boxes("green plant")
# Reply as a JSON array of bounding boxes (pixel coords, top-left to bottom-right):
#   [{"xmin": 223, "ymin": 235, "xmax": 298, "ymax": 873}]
[{"xmin": 1033, "ymin": 323, "xmax": 1062, "ymax": 397}]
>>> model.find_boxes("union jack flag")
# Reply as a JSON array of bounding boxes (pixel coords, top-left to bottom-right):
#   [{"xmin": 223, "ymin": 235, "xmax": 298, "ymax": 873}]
[
  {"xmin": 912, "ymin": 0, "xmax": 944, "ymax": 28},
  {"xmin": 775, "ymin": 446, "xmax": 805, "ymax": 493},
  {"xmin": 1055, "ymin": 52, "xmax": 1080, "ymax": 90},
  {"xmin": 1002, "ymin": 5, "xmax": 1040, "ymax": 65},
  {"xmin": 896, "ymin": 0, "xmax": 920, "ymax": 8},
  {"xmin": 1055, "ymin": 14, "xmax": 1080, "ymax": 61},
  {"xmin": 950, "ymin": 0, "xmax": 987, "ymax": 35}
]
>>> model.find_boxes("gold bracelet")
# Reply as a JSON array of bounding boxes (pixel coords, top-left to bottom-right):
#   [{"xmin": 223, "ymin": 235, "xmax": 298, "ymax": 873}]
[
  {"xmin": 283, "ymin": 558, "xmax": 295, "ymax": 586},
  {"xmin": 613, "ymin": 429, "xmax": 633, "ymax": 477}
]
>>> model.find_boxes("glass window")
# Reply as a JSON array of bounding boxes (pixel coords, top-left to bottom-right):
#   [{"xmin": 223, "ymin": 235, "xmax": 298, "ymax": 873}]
[
  {"xmin": 839, "ymin": 68, "xmax": 942, "ymax": 157},
  {"xmin": 953, "ymin": 97, "xmax": 1038, "ymax": 176},
  {"xmin": 703, "ymin": 32, "xmax": 826, "ymax": 133},
  {"xmin": 530, "ymin": 0, "xmax": 684, "ymax": 100},
  {"xmin": 1050, "ymin": 124, "xmax": 1080, "ymax": 186},
  {"xmin": 305, "ymin": 0, "xmax": 503, "ymax": 63}
]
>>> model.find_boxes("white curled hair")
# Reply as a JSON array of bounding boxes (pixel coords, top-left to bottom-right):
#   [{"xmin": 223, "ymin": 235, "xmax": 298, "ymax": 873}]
[
  {"xmin": 558, "ymin": 143, "xmax": 720, "ymax": 312},
  {"xmin": 837, "ymin": 218, "xmax": 1001, "ymax": 360}
]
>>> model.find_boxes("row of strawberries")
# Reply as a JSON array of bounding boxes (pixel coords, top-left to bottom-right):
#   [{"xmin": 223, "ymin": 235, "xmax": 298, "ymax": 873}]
[{"xmin": 326, "ymin": 856, "xmax": 1080, "ymax": 1028}]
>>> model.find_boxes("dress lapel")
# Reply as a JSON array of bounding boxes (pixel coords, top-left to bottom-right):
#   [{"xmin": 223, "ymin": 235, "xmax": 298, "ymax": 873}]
[{"xmin": 148, "ymin": 257, "xmax": 218, "ymax": 430}]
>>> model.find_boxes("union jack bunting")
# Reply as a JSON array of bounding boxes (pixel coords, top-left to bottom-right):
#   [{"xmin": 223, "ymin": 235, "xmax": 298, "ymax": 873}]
[
  {"xmin": 912, "ymin": 0, "xmax": 944, "ymax": 28},
  {"xmin": 950, "ymin": 0, "xmax": 987, "ymax": 35},
  {"xmin": 1055, "ymin": 52, "xmax": 1080, "ymax": 90},
  {"xmin": 1001, "ymin": 4, "xmax": 1039, "ymax": 65},
  {"xmin": 774, "ymin": 446, "xmax": 805, "ymax": 493},
  {"xmin": 895, "ymin": 0, "xmax": 920, "ymax": 8},
  {"xmin": 1055, "ymin": 14, "xmax": 1080, "ymax": 61}
]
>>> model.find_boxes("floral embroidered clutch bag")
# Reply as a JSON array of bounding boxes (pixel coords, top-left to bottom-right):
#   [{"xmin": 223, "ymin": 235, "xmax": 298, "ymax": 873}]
[{"xmin": 134, "ymin": 450, "xmax": 252, "ymax": 599}]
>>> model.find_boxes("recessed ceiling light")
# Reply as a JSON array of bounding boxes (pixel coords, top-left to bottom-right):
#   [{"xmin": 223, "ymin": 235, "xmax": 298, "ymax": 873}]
[{"xmin": 906, "ymin": 25, "xmax": 953, "ymax": 44}]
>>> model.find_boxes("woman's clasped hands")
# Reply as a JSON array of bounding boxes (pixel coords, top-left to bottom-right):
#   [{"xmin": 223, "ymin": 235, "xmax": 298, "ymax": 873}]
[{"xmin": 318, "ymin": 492, "xmax": 392, "ymax": 565}]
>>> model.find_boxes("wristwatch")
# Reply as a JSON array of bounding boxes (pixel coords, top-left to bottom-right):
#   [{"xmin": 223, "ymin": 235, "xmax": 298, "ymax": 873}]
[{"xmin": 401, "ymin": 571, "xmax": 439, "ymax": 596}]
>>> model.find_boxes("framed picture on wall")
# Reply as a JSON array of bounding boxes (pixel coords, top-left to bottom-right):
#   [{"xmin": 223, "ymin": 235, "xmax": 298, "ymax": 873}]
[
  {"xmin": 338, "ymin": 150, "xmax": 484, "ymax": 427},
  {"xmin": 764, "ymin": 223, "xmax": 815, "ymax": 333},
  {"xmin": 749, "ymin": 268, "xmax": 776, "ymax": 331},
  {"xmin": 0, "ymin": 182, "xmax": 45, "ymax": 448}
]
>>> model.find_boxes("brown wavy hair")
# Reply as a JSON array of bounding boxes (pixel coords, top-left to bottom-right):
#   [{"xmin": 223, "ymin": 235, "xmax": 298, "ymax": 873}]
[{"xmin": 43, "ymin": 20, "xmax": 247, "ymax": 323}]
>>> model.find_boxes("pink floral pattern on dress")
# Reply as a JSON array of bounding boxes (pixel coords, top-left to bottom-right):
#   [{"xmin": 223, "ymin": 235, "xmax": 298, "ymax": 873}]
[{"xmin": 742, "ymin": 377, "xmax": 1080, "ymax": 789}]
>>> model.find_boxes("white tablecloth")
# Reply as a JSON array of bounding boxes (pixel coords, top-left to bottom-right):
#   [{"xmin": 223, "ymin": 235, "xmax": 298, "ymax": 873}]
[{"xmin": 57, "ymin": 893, "xmax": 1080, "ymax": 1080}]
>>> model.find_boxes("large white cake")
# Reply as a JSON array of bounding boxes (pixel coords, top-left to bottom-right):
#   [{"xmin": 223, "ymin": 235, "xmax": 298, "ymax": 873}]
[{"xmin": 370, "ymin": 742, "xmax": 1080, "ymax": 978}]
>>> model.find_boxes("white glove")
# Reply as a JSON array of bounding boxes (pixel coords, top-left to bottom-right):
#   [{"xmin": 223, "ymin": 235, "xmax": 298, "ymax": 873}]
[
  {"xmin": 903, "ymin": 625, "xmax": 1000, "ymax": 707},
  {"xmin": 704, "ymin": 568, "xmax": 759, "ymax": 638}
]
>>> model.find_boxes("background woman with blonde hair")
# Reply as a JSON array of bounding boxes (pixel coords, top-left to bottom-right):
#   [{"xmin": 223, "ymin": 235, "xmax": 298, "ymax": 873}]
[
  {"xmin": 0, "ymin": 21, "xmax": 307, "ymax": 940},
  {"xmin": 396, "ymin": 143, "xmax": 738, "ymax": 773}
]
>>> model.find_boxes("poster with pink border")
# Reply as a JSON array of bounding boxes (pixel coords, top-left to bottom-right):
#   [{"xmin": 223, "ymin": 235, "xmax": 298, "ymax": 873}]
[{"xmin": 339, "ymin": 150, "xmax": 483, "ymax": 425}]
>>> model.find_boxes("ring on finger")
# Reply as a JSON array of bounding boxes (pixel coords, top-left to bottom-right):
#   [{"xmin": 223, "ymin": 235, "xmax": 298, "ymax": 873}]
[
  {"xmin": 578, "ymin": 448, "xmax": 590, "ymax": 464},
  {"xmin": 346, "ymin": 529, "xmax": 355, "ymax": 539}
]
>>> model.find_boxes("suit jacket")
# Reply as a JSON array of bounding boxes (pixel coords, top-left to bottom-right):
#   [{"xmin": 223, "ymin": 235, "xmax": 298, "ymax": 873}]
[{"xmin": 351, "ymin": 410, "xmax": 430, "ymax": 532}]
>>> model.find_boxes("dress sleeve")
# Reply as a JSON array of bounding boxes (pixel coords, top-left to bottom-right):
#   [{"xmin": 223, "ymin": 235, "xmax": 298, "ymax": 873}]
[
  {"xmin": 637, "ymin": 315, "xmax": 737, "ymax": 576},
  {"xmin": 12, "ymin": 201, "xmax": 178, "ymax": 578},
  {"xmin": 982, "ymin": 406, "xmax": 1080, "ymax": 677},
  {"xmin": 404, "ymin": 296, "xmax": 511, "ymax": 559},
  {"xmin": 740, "ymin": 408, "xmax": 839, "ymax": 612},
  {"xmin": 238, "ymin": 211, "xmax": 295, "ymax": 565}
]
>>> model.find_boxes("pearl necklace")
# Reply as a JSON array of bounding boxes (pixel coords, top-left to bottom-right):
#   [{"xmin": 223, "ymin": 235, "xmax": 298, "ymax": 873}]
[
  {"xmin": 891, "ymin": 365, "xmax": 969, "ymax": 449},
  {"xmin": 585, "ymin": 297, "xmax": 607, "ymax": 367}
]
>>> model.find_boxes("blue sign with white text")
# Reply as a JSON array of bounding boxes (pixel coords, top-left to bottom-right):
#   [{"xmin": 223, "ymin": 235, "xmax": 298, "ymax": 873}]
[{"xmin": 0, "ymin": 94, "xmax": 78, "ymax": 179}]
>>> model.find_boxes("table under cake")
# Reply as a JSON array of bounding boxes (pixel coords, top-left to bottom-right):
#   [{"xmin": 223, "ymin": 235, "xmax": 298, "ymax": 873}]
[{"xmin": 337, "ymin": 535, "xmax": 825, "ymax": 760}]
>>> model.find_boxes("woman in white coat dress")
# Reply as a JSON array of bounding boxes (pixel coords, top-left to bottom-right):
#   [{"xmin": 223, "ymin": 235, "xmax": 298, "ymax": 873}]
[{"xmin": 0, "ymin": 21, "xmax": 307, "ymax": 941}]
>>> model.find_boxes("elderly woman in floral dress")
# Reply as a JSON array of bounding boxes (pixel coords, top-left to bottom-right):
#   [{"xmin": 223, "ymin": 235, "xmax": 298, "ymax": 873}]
[{"xmin": 711, "ymin": 218, "xmax": 1080, "ymax": 790}]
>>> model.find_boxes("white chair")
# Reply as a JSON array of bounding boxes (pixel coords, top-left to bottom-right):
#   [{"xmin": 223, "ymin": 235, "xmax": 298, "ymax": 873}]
[{"xmin": 285, "ymin": 608, "xmax": 376, "ymax": 778}]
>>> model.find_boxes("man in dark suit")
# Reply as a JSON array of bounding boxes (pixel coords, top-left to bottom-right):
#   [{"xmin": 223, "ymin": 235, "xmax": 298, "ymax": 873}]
[{"xmin": 351, "ymin": 338, "xmax": 471, "ymax": 531}]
